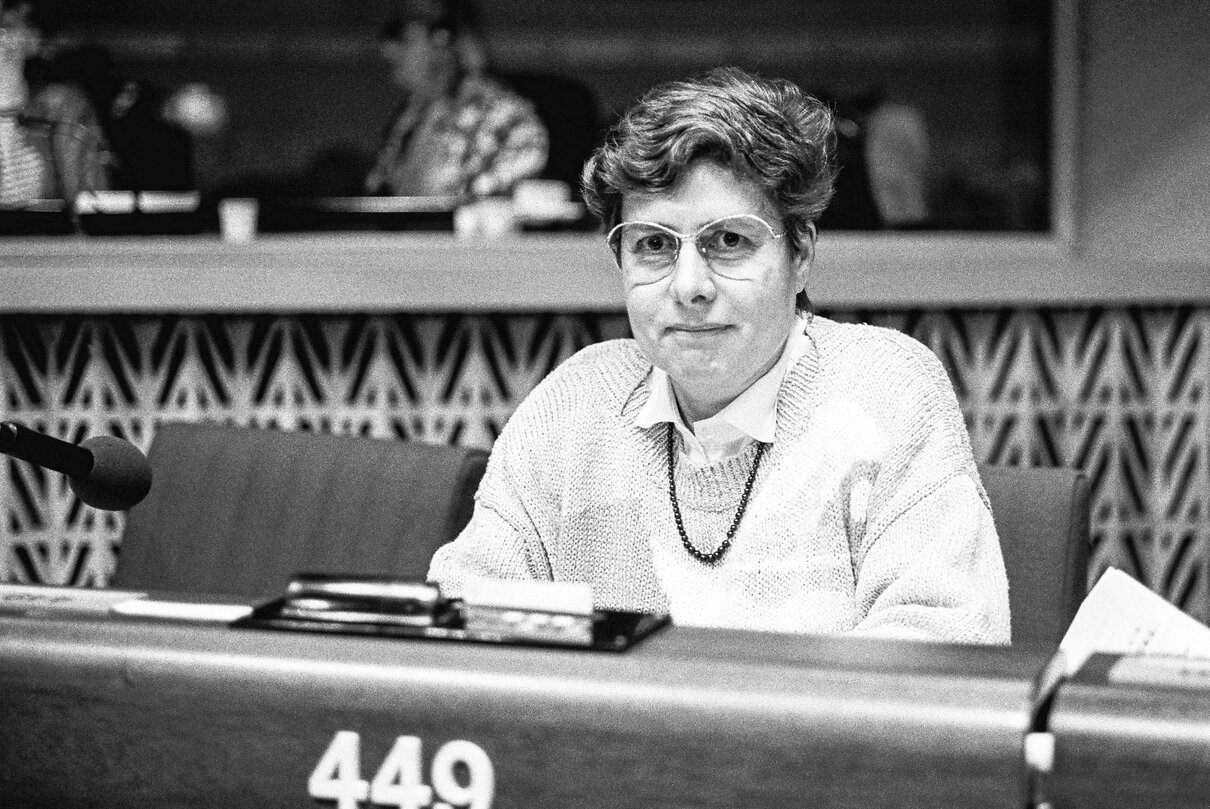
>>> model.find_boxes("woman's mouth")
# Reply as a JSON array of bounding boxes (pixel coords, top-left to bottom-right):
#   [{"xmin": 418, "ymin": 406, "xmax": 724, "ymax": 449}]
[{"xmin": 668, "ymin": 324, "xmax": 729, "ymax": 333}]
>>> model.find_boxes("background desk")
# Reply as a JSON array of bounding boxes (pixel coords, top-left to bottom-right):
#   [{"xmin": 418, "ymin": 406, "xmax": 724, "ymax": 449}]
[{"xmin": 0, "ymin": 606, "xmax": 1045, "ymax": 809}]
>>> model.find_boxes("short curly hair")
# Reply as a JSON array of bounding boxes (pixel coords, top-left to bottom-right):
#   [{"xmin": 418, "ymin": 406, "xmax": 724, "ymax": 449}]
[{"xmin": 581, "ymin": 67, "xmax": 837, "ymax": 312}]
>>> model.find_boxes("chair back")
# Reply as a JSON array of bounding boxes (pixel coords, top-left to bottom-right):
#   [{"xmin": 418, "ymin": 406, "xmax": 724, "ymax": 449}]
[
  {"xmin": 979, "ymin": 464, "xmax": 1090, "ymax": 648},
  {"xmin": 113, "ymin": 422, "xmax": 488, "ymax": 599}
]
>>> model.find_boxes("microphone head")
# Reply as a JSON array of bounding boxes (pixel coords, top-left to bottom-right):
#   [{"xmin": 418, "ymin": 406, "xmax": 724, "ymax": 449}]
[{"xmin": 70, "ymin": 435, "xmax": 154, "ymax": 511}]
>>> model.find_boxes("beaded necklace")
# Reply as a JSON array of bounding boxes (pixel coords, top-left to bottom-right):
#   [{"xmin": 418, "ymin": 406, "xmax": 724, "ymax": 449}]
[{"xmin": 665, "ymin": 423, "xmax": 767, "ymax": 565}]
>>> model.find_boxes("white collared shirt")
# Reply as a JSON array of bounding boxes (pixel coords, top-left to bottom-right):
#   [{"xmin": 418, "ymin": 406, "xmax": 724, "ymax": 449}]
[{"xmin": 635, "ymin": 315, "xmax": 811, "ymax": 467}]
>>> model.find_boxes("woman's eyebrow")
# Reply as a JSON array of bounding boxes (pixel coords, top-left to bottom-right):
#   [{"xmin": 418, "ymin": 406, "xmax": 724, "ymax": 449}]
[{"xmin": 662, "ymin": 215, "xmax": 757, "ymax": 232}]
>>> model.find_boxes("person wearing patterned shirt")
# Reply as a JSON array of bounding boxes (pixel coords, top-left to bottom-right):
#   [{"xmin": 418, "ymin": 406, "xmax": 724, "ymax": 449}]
[{"xmin": 365, "ymin": 0, "xmax": 548, "ymax": 201}]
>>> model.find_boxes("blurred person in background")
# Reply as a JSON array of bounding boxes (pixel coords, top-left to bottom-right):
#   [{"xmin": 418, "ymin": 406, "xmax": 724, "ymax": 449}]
[
  {"xmin": 0, "ymin": 0, "xmax": 110, "ymax": 207},
  {"xmin": 365, "ymin": 0, "xmax": 548, "ymax": 200},
  {"xmin": 863, "ymin": 91, "xmax": 931, "ymax": 229},
  {"xmin": 815, "ymin": 88, "xmax": 932, "ymax": 231}
]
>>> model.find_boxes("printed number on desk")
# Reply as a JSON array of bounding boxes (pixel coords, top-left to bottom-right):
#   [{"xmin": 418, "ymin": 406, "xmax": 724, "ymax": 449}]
[{"xmin": 310, "ymin": 731, "xmax": 494, "ymax": 809}]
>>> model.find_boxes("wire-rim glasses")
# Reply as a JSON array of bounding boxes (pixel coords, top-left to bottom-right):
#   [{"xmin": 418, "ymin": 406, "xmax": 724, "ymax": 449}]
[{"xmin": 606, "ymin": 214, "xmax": 787, "ymax": 283}]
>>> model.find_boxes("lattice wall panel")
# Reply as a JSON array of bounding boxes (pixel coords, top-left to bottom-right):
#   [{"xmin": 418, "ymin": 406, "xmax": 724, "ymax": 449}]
[{"xmin": 3, "ymin": 308, "xmax": 1207, "ymax": 623}]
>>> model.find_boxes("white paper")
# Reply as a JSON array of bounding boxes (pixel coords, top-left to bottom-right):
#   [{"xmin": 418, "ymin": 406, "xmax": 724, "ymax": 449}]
[
  {"xmin": 1059, "ymin": 567, "xmax": 1210, "ymax": 675},
  {"xmin": 111, "ymin": 599, "xmax": 252, "ymax": 623},
  {"xmin": 1109, "ymin": 654, "xmax": 1210, "ymax": 690}
]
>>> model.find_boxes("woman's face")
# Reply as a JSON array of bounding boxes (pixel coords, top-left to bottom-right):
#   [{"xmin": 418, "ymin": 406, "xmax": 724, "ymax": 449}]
[{"xmin": 621, "ymin": 160, "xmax": 809, "ymax": 423}]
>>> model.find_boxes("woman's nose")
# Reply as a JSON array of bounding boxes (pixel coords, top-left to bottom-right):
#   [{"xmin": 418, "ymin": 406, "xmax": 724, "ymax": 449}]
[{"xmin": 667, "ymin": 242, "xmax": 716, "ymax": 304}]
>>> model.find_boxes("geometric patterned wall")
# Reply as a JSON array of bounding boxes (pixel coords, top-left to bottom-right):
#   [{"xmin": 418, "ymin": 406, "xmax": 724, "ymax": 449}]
[{"xmin": 3, "ymin": 307, "xmax": 1208, "ymax": 624}]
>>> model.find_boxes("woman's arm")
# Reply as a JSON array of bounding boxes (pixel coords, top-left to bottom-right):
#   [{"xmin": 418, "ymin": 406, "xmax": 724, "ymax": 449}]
[
  {"xmin": 426, "ymin": 398, "xmax": 559, "ymax": 595},
  {"xmin": 848, "ymin": 472, "xmax": 1011, "ymax": 644},
  {"xmin": 836, "ymin": 329, "xmax": 1011, "ymax": 644},
  {"xmin": 427, "ymin": 496, "xmax": 553, "ymax": 596},
  {"xmin": 465, "ymin": 90, "xmax": 549, "ymax": 198}
]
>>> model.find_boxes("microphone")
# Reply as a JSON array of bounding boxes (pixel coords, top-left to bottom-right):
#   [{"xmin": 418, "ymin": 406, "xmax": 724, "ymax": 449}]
[{"xmin": 0, "ymin": 421, "xmax": 153, "ymax": 510}]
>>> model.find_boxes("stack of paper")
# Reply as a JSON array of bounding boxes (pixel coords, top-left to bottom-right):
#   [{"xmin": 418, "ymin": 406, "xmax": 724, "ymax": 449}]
[{"xmin": 1059, "ymin": 567, "xmax": 1210, "ymax": 675}]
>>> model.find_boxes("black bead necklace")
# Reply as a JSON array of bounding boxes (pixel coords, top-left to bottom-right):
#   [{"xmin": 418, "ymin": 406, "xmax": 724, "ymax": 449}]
[{"xmin": 665, "ymin": 423, "xmax": 768, "ymax": 565}]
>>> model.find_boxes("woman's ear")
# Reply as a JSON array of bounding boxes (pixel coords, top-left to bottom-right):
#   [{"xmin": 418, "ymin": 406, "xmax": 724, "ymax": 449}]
[{"xmin": 792, "ymin": 222, "xmax": 817, "ymax": 289}]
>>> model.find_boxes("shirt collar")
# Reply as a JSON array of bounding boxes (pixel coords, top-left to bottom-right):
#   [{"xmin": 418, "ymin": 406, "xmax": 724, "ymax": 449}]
[{"xmin": 635, "ymin": 315, "xmax": 811, "ymax": 445}]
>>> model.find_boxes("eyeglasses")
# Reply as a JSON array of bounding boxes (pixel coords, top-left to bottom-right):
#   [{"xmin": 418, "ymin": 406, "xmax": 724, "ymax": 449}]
[{"xmin": 606, "ymin": 214, "xmax": 787, "ymax": 283}]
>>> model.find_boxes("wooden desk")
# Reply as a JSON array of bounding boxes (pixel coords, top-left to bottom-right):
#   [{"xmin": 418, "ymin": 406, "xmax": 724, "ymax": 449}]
[{"xmin": 1046, "ymin": 653, "xmax": 1210, "ymax": 808}]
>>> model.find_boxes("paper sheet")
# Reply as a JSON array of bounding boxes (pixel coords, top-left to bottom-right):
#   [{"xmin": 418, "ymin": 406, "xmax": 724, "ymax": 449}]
[
  {"xmin": 111, "ymin": 599, "xmax": 253, "ymax": 623},
  {"xmin": 1059, "ymin": 567, "xmax": 1210, "ymax": 675}
]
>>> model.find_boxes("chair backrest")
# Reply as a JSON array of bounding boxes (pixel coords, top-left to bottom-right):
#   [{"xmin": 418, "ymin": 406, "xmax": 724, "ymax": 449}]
[
  {"xmin": 978, "ymin": 464, "xmax": 1091, "ymax": 648},
  {"xmin": 113, "ymin": 422, "xmax": 488, "ymax": 599}
]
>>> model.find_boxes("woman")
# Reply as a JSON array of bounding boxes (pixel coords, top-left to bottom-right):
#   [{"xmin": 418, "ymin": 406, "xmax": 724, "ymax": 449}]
[{"xmin": 429, "ymin": 67, "xmax": 1010, "ymax": 644}]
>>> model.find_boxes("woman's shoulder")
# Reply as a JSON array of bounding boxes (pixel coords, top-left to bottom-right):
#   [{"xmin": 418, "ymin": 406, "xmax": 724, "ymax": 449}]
[
  {"xmin": 539, "ymin": 338, "xmax": 647, "ymax": 396},
  {"xmin": 508, "ymin": 339, "xmax": 648, "ymax": 422},
  {"xmin": 460, "ymin": 73, "xmax": 537, "ymax": 116},
  {"xmin": 803, "ymin": 316, "xmax": 956, "ymax": 408},
  {"xmin": 810, "ymin": 316, "xmax": 945, "ymax": 375}
]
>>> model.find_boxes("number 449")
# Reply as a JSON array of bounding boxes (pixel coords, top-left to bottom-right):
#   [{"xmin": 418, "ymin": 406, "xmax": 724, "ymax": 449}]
[{"xmin": 309, "ymin": 731, "xmax": 494, "ymax": 809}]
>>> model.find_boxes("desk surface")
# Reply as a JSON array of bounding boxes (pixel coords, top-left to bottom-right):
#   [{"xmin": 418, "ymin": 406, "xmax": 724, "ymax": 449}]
[{"xmin": 0, "ymin": 606, "xmax": 1045, "ymax": 809}]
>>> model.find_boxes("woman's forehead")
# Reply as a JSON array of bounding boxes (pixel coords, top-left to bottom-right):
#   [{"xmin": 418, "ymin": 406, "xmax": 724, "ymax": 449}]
[{"xmin": 620, "ymin": 161, "xmax": 778, "ymax": 226}]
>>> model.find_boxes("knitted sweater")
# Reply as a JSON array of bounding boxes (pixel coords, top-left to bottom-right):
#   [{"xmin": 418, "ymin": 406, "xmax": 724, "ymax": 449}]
[{"xmin": 428, "ymin": 317, "xmax": 1011, "ymax": 644}]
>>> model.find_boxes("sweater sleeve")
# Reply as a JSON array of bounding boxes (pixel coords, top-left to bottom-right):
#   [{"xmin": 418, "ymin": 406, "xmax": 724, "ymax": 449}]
[
  {"xmin": 426, "ymin": 362, "xmax": 566, "ymax": 595},
  {"xmin": 842, "ymin": 332, "xmax": 1011, "ymax": 645},
  {"xmin": 426, "ymin": 395, "xmax": 562, "ymax": 594},
  {"xmin": 848, "ymin": 473, "xmax": 1011, "ymax": 644},
  {"xmin": 426, "ymin": 496, "xmax": 552, "ymax": 596}
]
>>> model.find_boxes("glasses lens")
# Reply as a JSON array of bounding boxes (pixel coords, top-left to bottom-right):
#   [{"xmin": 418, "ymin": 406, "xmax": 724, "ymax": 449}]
[
  {"xmin": 611, "ymin": 223, "xmax": 680, "ymax": 279},
  {"xmin": 696, "ymin": 216, "xmax": 779, "ymax": 276}
]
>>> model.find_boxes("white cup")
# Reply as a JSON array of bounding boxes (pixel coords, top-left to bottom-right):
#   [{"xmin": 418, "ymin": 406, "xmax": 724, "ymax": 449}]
[
  {"xmin": 454, "ymin": 197, "xmax": 516, "ymax": 240},
  {"xmin": 218, "ymin": 198, "xmax": 258, "ymax": 243}
]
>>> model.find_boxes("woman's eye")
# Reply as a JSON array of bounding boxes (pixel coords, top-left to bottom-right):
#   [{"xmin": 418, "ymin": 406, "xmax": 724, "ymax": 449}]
[
  {"xmin": 708, "ymin": 230, "xmax": 750, "ymax": 251},
  {"xmin": 637, "ymin": 234, "xmax": 672, "ymax": 253}
]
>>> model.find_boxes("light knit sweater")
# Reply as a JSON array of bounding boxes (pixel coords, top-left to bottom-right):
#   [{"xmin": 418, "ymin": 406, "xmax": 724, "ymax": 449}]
[{"xmin": 429, "ymin": 317, "xmax": 1011, "ymax": 644}]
